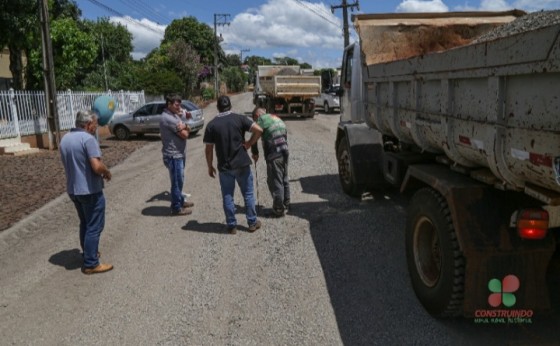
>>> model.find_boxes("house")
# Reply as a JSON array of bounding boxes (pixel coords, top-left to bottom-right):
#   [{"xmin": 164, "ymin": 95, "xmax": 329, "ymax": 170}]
[
  {"xmin": 0, "ymin": 47, "xmax": 13, "ymax": 90},
  {"xmin": 0, "ymin": 46, "xmax": 28, "ymax": 91}
]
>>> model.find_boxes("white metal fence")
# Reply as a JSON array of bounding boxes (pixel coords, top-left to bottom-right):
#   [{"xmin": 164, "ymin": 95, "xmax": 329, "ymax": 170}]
[{"xmin": 0, "ymin": 89, "xmax": 145, "ymax": 139}]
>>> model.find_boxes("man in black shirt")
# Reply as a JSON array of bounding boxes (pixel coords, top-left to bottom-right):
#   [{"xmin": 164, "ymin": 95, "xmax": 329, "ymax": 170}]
[{"xmin": 203, "ymin": 96, "xmax": 263, "ymax": 234}]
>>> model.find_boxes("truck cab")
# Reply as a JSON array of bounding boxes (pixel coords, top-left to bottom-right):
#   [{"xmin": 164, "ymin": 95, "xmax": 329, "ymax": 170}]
[{"xmin": 339, "ymin": 43, "xmax": 366, "ymax": 125}]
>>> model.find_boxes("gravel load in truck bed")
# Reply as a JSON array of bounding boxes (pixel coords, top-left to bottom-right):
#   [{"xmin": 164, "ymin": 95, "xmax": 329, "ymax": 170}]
[{"xmin": 473, "ymin": 10, "xmax": 560, "ymax": 43}]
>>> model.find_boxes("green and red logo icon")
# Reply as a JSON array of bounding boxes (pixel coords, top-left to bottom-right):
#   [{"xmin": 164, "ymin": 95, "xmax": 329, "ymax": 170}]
[{"xmin": 488, "ymin": 274, "xmax": 520, "ymax": 308}]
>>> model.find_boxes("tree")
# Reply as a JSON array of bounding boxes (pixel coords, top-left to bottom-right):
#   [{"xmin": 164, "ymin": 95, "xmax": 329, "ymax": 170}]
[
  {"xmin": 136, "ymin": 67, "xmax": 183, "ymax": 97},
  {"xmin": 244, "ymin": 55, "xmax": 273, "ymax": 85},
  {"xmin": 163, "ymin": 17, "xmax": 220, "ymax": 66},
  {"xmin": 316, "ymin": 68, "xmax": 337, "ymax": 89},
  {"xmin": 80, "ymin": 18, "xmax": 133, "ymax": 63},
  {"xmin": 273, "ymin": 56, "xmax": 299, "ymax": 66},
  {"xmin": 27, "ymin": 18, "xmax": 97, "ymax": 90},
  {"xmin": 245, "ymin": 55, "xmax": 273, "ymax": 68},
  {"xmin": 221, "ymin": 66, "xmax": 247, "ymax": 93},
  {"xmin": 272, "ymin": 56, "xmax": 312, "ymax": 69},
  {"xmin": 167, "ymin": 39, "xmax": 203, "ymax": 98},
  {"xmin": 225, "ymin": 54, "xmax": 242, "ymax": 67},
  {"xmin": 0, "ymin": 0, "xmax": 37, "ymax": 89},
  {"xmin": 51, "ymin": 0, "xmax": 81, "ymax": 20},
  {"xmin": 139, "ymin": 42, "xmax": 202, "ymax": 97},
  {"xmin": 0, "ymin": 0, "xmax": 84, "ymax": 90},
  {"xmin": 78, "ymin": 18, "xmax": 134, "ymax": 90}
]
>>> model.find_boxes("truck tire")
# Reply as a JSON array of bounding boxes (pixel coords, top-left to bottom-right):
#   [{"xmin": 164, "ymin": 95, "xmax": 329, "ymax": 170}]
[
  {"xmin": 324, "ymin": 101, "xmax": 331, "ymax": 114},
  {"xmin": 336, "ymin": 139, "xmax": 363, "ymax": 197},
  {"xmin": 406, "ymin": 187, "xmax": 465, "ymax": 317}
]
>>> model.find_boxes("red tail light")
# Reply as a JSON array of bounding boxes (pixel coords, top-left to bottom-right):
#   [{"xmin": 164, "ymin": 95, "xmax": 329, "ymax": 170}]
[{"xmin": 517, "ymin": 209, "xmax": 548, "ymax": 239}]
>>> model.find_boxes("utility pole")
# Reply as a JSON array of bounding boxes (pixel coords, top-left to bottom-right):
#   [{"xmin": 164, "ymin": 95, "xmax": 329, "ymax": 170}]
[
  {"xmin": 213, "ymin": 13, "xmax": 230, "ymax": 98},
  {"xmin": 38, "ymin": 0, "xmax": 60, "ymax": 150},
  {"xmin": 331, "ymin": 0, "xmax": 360, "ymax": 49},
  {"xmin": 101, "ymin": 33, "xmax": 108, "ymax": 91},
  {"xmin": 240, "ymin": 48, "xmax": 250, "ymax": 65}
]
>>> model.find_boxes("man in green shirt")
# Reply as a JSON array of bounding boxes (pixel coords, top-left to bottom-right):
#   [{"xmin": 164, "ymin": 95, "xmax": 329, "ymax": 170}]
[{"xmin": 251, "ymin": 107, "xmax": 290, "ymax": 217}]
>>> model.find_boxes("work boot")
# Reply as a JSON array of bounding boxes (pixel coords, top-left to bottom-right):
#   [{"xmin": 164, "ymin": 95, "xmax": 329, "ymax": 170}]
[
  {"xmin": 171, "ymin": 207, "xmax": 192, "ymax": 216},
  {"xmin": 183, "ymin": 201, "xmax": 194, "ymax": 208},
  {"xmin": 82, "ymin": 263, "xmax": 113, "ymax": 275},
  {"xmin": 248, "ymin": 220, "xmax": 262, "ymax": 233}
]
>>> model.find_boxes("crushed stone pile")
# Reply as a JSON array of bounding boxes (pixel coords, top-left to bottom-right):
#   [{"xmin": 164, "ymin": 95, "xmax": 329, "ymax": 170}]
[{"xmin": 473, "ymin": 10, "xmax": 560, "ymax": 43}]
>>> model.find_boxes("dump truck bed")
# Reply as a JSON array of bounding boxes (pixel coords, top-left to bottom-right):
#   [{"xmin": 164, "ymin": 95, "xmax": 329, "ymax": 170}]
[
  {"xmin": 354, "ymin": 10, "xmax": 524, "ymax": 65},
  {"xmin": 354, "ymin": 11, "xmax": 560, "ymax": 195},
  {"xmin": 256, "ymin": 65, "xmax": 321, "ymax": 98}
]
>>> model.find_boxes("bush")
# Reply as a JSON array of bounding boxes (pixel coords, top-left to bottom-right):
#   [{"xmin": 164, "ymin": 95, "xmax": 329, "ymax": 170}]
[{"xmin": 202, "ymin": 88, "xmax": 215, "ymax": 100}]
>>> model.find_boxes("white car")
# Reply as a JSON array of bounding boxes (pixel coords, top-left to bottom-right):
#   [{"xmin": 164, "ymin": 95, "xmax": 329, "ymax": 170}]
[
  {"xmin": 108, "ymin": 100, "xmax": 204, "ymax": 140},
  {"xmin": 314, "ymin": 84, "xmax": 341, "ymax": 114}
]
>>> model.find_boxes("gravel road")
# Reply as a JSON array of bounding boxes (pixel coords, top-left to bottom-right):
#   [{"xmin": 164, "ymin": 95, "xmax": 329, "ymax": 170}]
[{"xmin": 1, "ymin": 93, "xmax": 558, "ymax": 345}]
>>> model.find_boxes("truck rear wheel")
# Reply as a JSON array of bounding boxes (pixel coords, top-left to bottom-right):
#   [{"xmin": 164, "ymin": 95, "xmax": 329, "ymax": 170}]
[
  {"xmin": 406, "ymin": 187, "xmax": 464, "ymax": 317},
  {"xmin": 336, "ymin": 139, "xmax": 363, "ymax": 197}
]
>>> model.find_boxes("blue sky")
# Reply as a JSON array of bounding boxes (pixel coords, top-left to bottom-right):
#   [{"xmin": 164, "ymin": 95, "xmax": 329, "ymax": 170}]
[{"xmin": 75, "ymin": 0, "xmax": 560, "ymax": 68}]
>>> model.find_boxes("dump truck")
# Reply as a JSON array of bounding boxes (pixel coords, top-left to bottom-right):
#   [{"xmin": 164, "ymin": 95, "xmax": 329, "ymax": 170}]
[
  {"xmin": 335, "ymin": 10, "xmax": 560, "ymax": 317},
  {"xmin": 253, "ymin": 65, "xmax": 321, "ymax": 117}
]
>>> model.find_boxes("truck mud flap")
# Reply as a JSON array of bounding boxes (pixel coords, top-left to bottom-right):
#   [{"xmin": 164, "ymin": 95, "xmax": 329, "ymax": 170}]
[{"xmin": 342, "ymin": 124, "xmax": 386, "ymax": 191}]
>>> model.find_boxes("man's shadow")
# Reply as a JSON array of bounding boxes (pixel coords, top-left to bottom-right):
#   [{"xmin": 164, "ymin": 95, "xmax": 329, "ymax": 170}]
[
  {"xmin": 182, "ymin": 204, "xmax": 252, "ymax": 234},
  {"xmin": 48, "ymin": 249, "xmax": 82, "ymax": 270},
  {"xmin": 146, "ymin": 191, "xmax": 172, "ymax": 203},
  {"xmin": 143, "ymin": 191, "xmax": 174, "ymax": 216}
]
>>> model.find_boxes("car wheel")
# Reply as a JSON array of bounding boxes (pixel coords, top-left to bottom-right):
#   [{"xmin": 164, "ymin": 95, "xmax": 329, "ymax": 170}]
[
  {"xmin": 114, "ymin": 125, "xmax": 130, "ymax": 140},
  {"xmin": 324, "ymin": 101, "xmax": 330, "ymax": 114}
]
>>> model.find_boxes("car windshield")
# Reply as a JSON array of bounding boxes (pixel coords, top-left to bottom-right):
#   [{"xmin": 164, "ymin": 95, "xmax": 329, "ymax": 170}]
[{"xmin": 182, "ymin": 101, "xmax": 199, "ymax": 111}]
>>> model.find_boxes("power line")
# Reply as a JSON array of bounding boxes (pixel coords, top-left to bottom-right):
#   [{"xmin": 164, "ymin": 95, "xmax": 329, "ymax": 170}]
[
  {"xmin": 118, "ymin": 0, "xmax": 170, "ymax": 24},
  {"xmin": 293, "ymin": 0, "xmax": 341, "ymax": 29},
  {"xmin": 84, "ymin": 0, "xmax": 164, "ymax": 35}
]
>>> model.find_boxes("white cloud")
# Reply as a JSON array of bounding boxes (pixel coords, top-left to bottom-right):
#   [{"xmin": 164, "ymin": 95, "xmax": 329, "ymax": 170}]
[
  {"xmin": 109, "ymin": 16, "xmax": 165, "ymax": 60},
  {"xmin": 110, "ymin": 0, "xmax": 345, "ymax": 68},
  {"xmin": 396, "ymin": 0, "xmax": 449, "ymax": 12},
  {"xmin": 219, "ymin": 0, "xmax": 343, "ymax": 67},
  {"xmin": 223, "ymin": 0, "xmax": 343, "ymax": 52}
]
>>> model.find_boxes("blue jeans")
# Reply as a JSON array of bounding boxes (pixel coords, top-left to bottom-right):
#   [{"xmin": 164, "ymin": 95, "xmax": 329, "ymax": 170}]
[
  {"xmin": 69, "ymin": 192, "xmax": 105, "ymax": 268},
  {"xmin": 218, "ymin": 166, "xmax": 257, "ymax": 228},
  {"xmin": 163, "ymin": 156, "xmax": 186, "ymax": 211}
]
